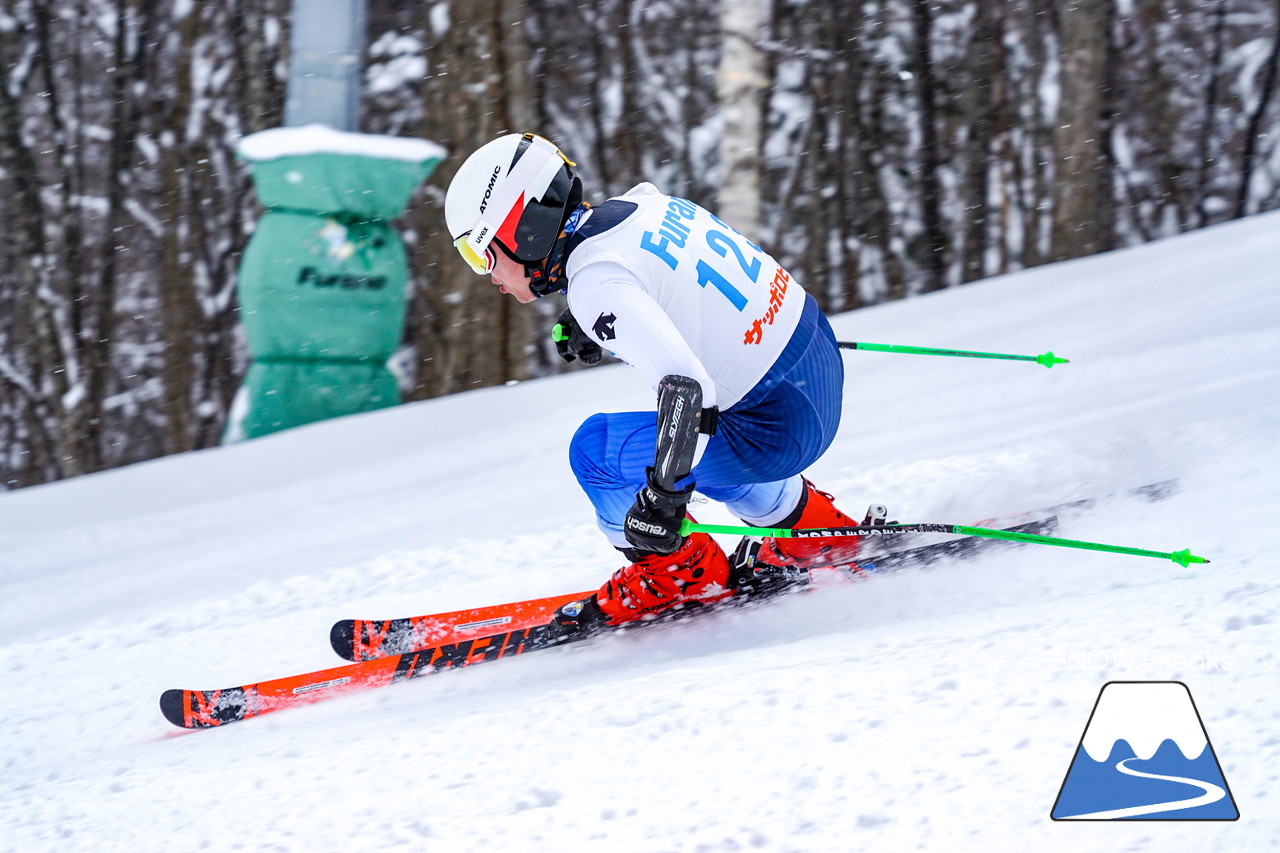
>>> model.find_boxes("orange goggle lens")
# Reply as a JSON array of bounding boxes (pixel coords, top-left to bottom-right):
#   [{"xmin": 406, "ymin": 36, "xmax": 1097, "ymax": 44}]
[{"xmin": 453, "ymin": 233, "xmax": 495, "ymax": 275}]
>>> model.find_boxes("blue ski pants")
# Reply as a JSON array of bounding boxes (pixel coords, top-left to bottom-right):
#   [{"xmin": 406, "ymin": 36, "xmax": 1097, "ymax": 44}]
[{"xmin": 569, "ymin": 294, "xmax": 845, "ymax": 548}]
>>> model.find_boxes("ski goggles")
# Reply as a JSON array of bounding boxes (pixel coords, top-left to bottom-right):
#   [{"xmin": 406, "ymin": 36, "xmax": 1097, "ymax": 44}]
[{"xmin": 453, "ymin": 231, "xmax": 496, "ymax": 275}]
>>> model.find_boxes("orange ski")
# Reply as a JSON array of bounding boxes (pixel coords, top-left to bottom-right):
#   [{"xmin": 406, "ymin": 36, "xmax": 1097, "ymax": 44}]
[
  {"xmin": 330, "ymin": 590, "xmax": 592, "ymax": 661},
  {"xmin": 162, "ymin": 510, "xmax": 1075, "ymax": 730},
  {"xmin": 160, "ymin": 623, "xmax": 561, "ymax": 728}
]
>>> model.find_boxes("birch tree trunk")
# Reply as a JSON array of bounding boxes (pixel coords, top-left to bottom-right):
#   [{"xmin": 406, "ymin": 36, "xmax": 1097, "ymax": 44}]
[{"xmin": 717, "ymin": 0, "xmax": 768, "ymax": 238}]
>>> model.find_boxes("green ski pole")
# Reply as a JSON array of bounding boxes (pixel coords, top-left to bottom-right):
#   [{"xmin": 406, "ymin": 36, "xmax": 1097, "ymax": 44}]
[
  {"xmin": 838, "ymin": 341, "xmax": 1068, "ymax": 369},
  {"xmin": 679, "ymin": 520, "xmax": 1208, "ymax": 568}
]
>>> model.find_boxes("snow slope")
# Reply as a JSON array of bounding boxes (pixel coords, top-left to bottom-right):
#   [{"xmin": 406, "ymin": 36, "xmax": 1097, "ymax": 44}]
[{"xmin": 2, "ymin": 212, "xmax": 1278, "ymax": 852}]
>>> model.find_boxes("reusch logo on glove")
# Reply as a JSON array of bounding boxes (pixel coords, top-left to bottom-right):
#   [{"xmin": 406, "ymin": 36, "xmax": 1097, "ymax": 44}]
[{"xmin": 626, "ymin": 517, "xmax": 668, "ymax": 536}]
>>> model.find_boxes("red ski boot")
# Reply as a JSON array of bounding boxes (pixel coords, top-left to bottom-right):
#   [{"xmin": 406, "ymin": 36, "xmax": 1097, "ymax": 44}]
[
  {"xmin": 592, "ymin": 531, "xmax": 734, "ymax": 625},
  {"xmin": 755, "ymin": 480, "xmax": 864, "ymax": 570}
]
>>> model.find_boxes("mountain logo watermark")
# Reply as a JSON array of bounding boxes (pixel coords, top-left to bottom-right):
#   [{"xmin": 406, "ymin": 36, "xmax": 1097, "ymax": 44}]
[{"xmin": 1051, "ymin": 681, "xmax": 1239, "ymax": 821}]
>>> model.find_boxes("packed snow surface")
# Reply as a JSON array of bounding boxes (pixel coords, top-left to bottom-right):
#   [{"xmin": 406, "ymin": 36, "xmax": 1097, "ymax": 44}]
[{"xmin": 2, "ymin": 212, "xmax": 1278, "ymax": 851}]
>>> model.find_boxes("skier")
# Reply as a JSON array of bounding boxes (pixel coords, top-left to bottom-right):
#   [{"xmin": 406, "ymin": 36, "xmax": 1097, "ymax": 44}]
[{"xmin": 444, "ymin": 132, "xmax": 870, "ymax": 628}]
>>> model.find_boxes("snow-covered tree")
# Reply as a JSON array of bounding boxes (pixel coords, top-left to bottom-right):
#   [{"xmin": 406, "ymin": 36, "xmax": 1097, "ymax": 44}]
[{"xmin": 3, "ymin": 0, "xmax": 1279, "ymax": 488}]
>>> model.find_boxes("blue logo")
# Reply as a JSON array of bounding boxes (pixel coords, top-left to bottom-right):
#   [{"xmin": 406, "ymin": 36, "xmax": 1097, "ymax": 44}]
[{"xmin": 1051, "ymin": 681, "xmax": 1239, "ymax": 820}]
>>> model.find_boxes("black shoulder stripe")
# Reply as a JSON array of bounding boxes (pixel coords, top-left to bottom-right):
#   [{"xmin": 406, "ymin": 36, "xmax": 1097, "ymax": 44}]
[{"xmin": 569, "ymin": 199, "xmax": 638, "ymax": 249}]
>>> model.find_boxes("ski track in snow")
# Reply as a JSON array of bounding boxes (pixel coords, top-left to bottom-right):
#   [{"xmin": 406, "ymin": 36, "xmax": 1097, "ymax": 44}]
[{"xmin": 2, "ymin": 213, "xmax": 1279, "ymax": 851}]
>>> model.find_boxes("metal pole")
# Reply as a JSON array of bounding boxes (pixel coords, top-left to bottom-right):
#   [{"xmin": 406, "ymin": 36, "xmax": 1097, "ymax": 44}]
[{"xmin": 284, "ymin": 0, "xmax": 367, "ymax": 130}]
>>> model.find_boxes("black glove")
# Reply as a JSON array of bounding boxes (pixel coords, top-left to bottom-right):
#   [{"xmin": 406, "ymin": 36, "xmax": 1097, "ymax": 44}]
[
  {"xmin": 624, "ymin": 467, "xmax": 695, "ymax": 555},
  {"xmin": 553, "ymin": 308, "xmax": 603, "ymax": 365}
]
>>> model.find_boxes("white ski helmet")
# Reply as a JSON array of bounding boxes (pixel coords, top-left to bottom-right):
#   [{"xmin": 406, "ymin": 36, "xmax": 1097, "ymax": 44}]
[{"xmin": 445, "ymin": 132, "xmax": 581, "ymax": 276}]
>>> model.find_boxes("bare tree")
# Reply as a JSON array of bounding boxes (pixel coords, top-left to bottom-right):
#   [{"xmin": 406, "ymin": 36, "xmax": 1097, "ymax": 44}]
[
  {"xmin": 5, "ymin": 0, "xmax": 1280, "ymax": 490},
  {"xmin": 411, "ymin": 0, "xmax": 539, "ymax": 400},
  {"xmin": 1236, "ymin": 0, "xmax": 1280, "ymax": 218},
  {"xmin": 960, "ymin": 0, "xmax": 1004, "ymax": 282},
  {"xmin": 1196, "ymin": 0, "xmax": 1231, "ymax": 229},
  {"xmin": 1051, "ymin": 0, "xmax": 1111, "ymax": 261},
  {"xmin": 910, "ymin": 0, "xmax": 949, "ymax": 292},
  {"xmin": 0, "ymin": 0, "xmax": 285, "ymax": 488}
]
